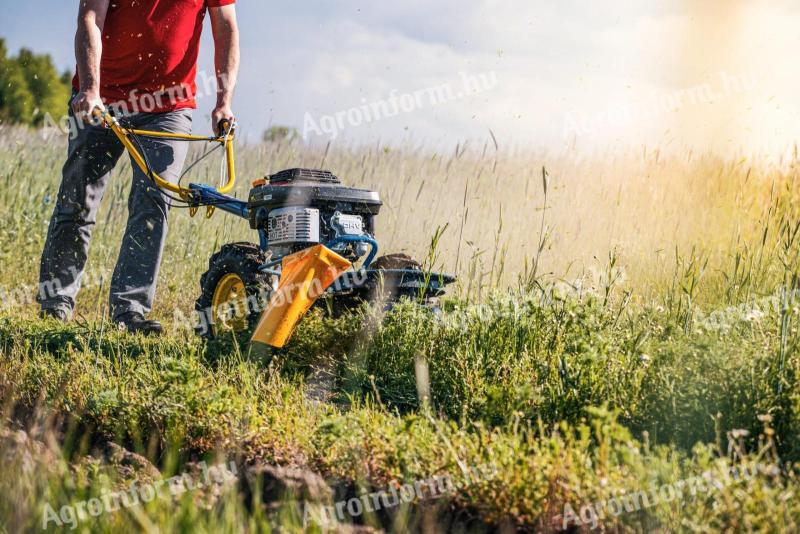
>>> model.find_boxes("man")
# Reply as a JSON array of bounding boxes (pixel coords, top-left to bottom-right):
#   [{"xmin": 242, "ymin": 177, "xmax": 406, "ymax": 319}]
[{"xmin": 37, "ymin": 0, "xmax": 240, "ymax": 335}]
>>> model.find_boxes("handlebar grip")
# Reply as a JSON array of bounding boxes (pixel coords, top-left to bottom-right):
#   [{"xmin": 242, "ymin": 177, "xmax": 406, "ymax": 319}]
[
  {"xmin": 90, "ymin": 106, "xmax": 109, "ymax": 127},
  {"xmin": 217, "ymin": 118, "xmax": 235, "ymax": 136}
]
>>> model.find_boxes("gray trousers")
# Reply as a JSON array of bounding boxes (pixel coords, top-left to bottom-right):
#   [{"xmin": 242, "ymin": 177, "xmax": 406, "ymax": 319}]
[{"xmin": 38, "ymin": 106, "xmax": 192, "ymax": 320}]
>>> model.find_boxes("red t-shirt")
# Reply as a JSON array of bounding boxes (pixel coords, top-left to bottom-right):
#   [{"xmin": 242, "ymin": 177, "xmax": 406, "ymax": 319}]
[{"xmin": 72, "ymin": 0, "xmax": 235, "ymax": 113}]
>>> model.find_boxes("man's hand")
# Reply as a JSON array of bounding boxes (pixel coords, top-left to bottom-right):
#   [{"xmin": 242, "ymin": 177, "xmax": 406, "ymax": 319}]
[
  {"xmin": 71, "ymin": 90, "xmax": 105, "ymax": 124},
  {"xmin": 212, "ymin": 104, "xmax": 235, "ymax": 136}
]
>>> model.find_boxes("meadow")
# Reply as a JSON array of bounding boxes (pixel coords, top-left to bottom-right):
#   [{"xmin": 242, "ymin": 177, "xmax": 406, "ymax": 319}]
[{"xmin": 0, "ymin": 122, "xmax": 799, "ymax": 532}]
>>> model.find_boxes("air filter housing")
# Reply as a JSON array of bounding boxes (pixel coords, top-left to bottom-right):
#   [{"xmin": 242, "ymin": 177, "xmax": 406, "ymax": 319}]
[{"xmin": 268, "ymin": 168, "xmax": 341, "ymax": 185}]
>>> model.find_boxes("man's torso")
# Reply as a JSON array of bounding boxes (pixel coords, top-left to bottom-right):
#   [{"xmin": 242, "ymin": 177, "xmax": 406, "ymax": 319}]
[{"xmin": 73, "ymin": 0, "xmax": 210, "ymax": 113}]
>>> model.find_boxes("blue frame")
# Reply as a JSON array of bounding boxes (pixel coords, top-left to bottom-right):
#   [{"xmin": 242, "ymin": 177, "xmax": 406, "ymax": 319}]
[
  {"xmin": 188, "ymin": 183, "xmax": 249, "ymax": 219},
  {"xmin": 325, "ymin": 235, "xmax": 379, "ymax": 269}
]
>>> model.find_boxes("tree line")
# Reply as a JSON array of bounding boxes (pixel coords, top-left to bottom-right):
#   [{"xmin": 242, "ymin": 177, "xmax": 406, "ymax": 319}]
[{"xmin": 0, "ymin": 39, "xmax": 72, "ymax": 126}]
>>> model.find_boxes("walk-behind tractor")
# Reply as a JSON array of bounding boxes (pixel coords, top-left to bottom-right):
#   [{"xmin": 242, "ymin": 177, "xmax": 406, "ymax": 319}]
[{"xmin": 97, "ymin": 110, "xmax": 455, "ymax": 348}]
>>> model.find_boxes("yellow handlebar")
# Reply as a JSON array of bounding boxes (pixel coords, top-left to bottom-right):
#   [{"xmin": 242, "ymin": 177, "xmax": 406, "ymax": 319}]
[{"xmin": 94, "ymin": 109, "xmax": 236, "ymax": 198}]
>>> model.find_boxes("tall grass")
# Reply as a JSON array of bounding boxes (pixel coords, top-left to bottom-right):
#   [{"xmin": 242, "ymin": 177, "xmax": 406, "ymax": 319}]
[
  {"xmin": 1, "ymin": 123, "xmax": 800, "ymax": 531},
  {"xmin": 0, "ymin": 124, "xmax": 791, "ymax": 318}
]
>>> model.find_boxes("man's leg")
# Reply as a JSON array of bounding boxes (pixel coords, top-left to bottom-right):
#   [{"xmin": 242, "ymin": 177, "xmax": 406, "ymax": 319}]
[
  {"xmin": 38, "ymin": 113, "xmax": 124, "ymax": 318},
  {"xmin": 109, "ymin": 109, "xmax": 192, "ymax": 324}
]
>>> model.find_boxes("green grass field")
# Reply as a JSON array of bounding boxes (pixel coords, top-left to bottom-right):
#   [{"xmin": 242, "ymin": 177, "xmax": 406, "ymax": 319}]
[{"xmin": 1, "ymin": 123, "xmax": 799, "ymax": 532}]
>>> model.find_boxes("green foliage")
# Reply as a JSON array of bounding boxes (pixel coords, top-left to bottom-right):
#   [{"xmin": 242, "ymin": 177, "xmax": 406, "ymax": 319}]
[
  {"xmin": 0, "ymin": 39, "xmax": 71, "ymax": 126},
  {"xmin": 1, "ymin": 328, "xmax": 798, "ymax": 532},
  {"xmin": 274, "ymin": 288, "xmax": 799, "ymax": 465}
]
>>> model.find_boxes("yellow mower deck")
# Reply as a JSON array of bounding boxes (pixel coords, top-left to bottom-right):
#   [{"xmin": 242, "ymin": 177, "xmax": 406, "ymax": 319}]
[{"xmin": 251, "ymin": 244, "xmax": 352, "ymax": 348}]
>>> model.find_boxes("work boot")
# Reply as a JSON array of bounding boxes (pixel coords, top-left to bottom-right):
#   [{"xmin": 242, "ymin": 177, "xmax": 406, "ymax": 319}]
[
  {"xmin": 116, "ymin": 311, "xmax": 163, "ymax": 336},
  {"xmin": 39, "ymin": 307, "xmax": 70, "ymax": 322}
]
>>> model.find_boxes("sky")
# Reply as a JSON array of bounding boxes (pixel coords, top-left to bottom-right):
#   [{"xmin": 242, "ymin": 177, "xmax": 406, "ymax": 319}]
[{"xmin": 1, "ymin": 0, "xmax": 798, "ymax": 155}]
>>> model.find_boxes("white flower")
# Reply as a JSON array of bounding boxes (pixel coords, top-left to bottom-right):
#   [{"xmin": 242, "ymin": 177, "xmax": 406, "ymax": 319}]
[{"xmin": 743, "ymin": 308, "xmax": 764, "ymax": 322}]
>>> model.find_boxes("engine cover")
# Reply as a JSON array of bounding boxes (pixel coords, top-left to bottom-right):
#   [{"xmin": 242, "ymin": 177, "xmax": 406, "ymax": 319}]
[{"xmin": 247, "ymin": 168, "xmax": 382, "ymax": 258}]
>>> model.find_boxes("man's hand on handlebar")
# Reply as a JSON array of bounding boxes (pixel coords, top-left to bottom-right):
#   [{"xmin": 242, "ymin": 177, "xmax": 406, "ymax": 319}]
[
  {"xmin": 72, "ymin": 90, "xmax": 105, "ymax": 124},
  {"xmin": 212, "ymin": 104, "xmax": 235, "ymax": 136}
]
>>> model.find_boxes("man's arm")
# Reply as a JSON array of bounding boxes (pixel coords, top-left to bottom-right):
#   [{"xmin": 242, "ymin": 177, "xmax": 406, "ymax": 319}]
[
  {"xmin": 73, "ymin": 0, "xmax": 110, "ymax": 121},
  {"xmin": 209, "ymin": 5, "xmax": 240, "ymax": 135}
]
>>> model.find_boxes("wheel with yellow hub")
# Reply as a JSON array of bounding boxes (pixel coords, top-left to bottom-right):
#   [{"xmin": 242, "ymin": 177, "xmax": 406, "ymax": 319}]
[{"xmin": 194, "ymin": 243, "xmax": 274, "ymax": 339}]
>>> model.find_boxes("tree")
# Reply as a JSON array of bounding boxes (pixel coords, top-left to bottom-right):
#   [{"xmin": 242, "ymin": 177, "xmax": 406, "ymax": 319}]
[
  {"xmin": 262, "ymin": 125, "xmax": 300, "ymax": 143},
  {"xmin": 0, "ymin": 39, "xmax": 72, "ymax": 126},
  {"xmin": 0, "ymin": 39, "xmax": 33, "ymax": 124},
  {"xmin": 17, "ymin": 48, "xmax": 71, "ymax": 125}
]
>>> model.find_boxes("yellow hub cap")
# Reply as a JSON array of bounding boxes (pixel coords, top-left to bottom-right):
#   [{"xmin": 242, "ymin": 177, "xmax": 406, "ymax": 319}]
[{"xmin": 211, "ymin": 273, "xmax": 249, "ymax": 333}]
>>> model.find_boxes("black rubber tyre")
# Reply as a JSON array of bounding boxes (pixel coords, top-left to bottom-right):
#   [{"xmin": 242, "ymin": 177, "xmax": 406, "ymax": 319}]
[{"xmin": 194, "ymin": 242, "xmax": 274, "ymax": 340}]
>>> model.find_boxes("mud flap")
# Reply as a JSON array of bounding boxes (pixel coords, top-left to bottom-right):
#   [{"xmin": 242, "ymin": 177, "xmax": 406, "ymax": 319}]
[{"xmin": 251, "ymin": 245, "xmax": 352, "ymax": 348}]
